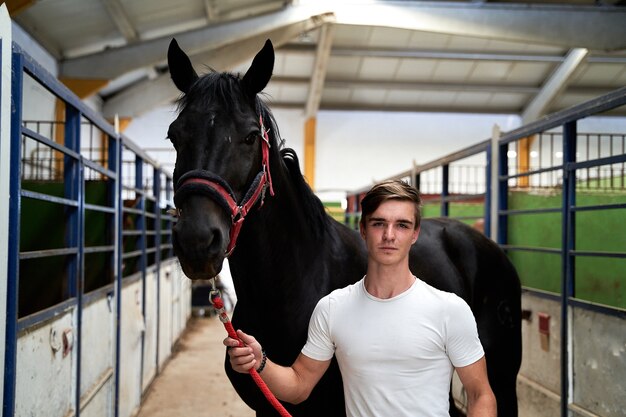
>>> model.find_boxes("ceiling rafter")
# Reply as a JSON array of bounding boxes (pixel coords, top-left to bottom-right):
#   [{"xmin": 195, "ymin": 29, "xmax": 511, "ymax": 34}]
[
  {"xmin": 102, "ymin": 13, "xmax": 335, "ymax": 118},
  {"xmin": 304, "ymin": 23, "xmax": 334, "ymax": 118},
  {"xmin": 281, "ymin": 44, "xmax": 626, "ymax": 64},
  {"xmin": 100, "ymin": 0, "xmax": 138, "ymax": 42},
  {"xmin": 272, "ymin": 75, "xmax": 612, "ymax": 96},
  {"xmin": 60, "ymin": 5, "xmax": 334, "ymax": 80},
  {"xmin": 330, "ymin": 2, "xmax": 626, "ymax": 51},
  {"xmin": 522, "ymin": 48, "xmax": 589, "ymax": 123}
]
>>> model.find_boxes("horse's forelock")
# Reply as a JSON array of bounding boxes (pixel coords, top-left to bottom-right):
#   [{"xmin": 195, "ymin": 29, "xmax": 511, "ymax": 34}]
[
  {"xmin": 177, "ymin": 72, "xmax": 248, "ymax": 115},
  {"xmin": 175, "ymin": 73, "xmax": 283, "ymax": 151}
]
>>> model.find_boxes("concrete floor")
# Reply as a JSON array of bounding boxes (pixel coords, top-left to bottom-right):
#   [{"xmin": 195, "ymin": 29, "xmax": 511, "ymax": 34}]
[{"xmin": 136, "ymin": 316, "xmax": 256, "ymax": 417}]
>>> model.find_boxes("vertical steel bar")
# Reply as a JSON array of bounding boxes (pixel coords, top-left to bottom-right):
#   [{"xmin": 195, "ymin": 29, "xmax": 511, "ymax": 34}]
[
  {"xmin": 3, "ymin": 48, "xmax": 24, "ymax": 417},
  {"xmin": 135, "ymin": 155, "xmax": 146, "ymax": 396},
  {"xmin": 64, "ymin": 105, "xmax": 80, "ymax": 300},
  {"xmin": 114, "ymin": 141, "xmax": 123, "ymax": 417},
  {"xmin": 441, "ymin": 165, "xmax": 449, "ymax": 217},
  {"xmin": 484, "ymin": 144, "xmax": 492, "ymax": 237},
  {"xmin": 497, "ymin": 142, "xmax": 508, "ymax": 245},
  {"xmin": 166, "ymin": 178, "xmax": 174, "ymax": 258},
  {"xmin": 64, "ymin": 103, "xmax": 82, "ymax": 417},
  {"xmin": 561, "ymin": 121, "xmax": 577, "ymax": 417},
  {"xmin": 153, "ymin": 168, "xmax": 162, "ymax": 375}
]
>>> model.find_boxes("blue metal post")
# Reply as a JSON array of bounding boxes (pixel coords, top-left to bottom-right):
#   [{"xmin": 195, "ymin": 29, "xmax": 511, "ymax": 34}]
[
  {"xmin": 441, "ymin": 165, "xmax": 449, "ymax": 217},
  {"xmin": 64, "ymin": 103, "xmax": 83, "ymax": 417},
  {"xmin": 135, "ymin": 156, "xmax": 146, "ymax": 393},
  {"xmin": 114, "ymin": 140, "xmax": 123, "ymax": 417},
  {"xmin": 561, "ymin": 121, "xmax": 577, "ymax": 417},
  {"xmin": 3, "ymin": 48, "xmax": 24, "ymax": 417},
  {"xmin": 153, "ymin": 168, "xmax": 162, "ymax": 373},
  {"xmin": 166, "ymin": 177, "xmax": 173, "ymax": 258},
  {"xmin": 497, "ymin": 142, "xmax": 509, "ymax": 245},
  {"xmin": 484, "ymin": 144, "xmax": 492, "ymax": 237}
]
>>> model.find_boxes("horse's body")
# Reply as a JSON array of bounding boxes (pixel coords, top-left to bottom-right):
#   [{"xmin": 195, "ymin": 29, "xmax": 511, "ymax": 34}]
[{"xmin": 167, "ymin": 39, "xmax": 521, "ymax": 417}]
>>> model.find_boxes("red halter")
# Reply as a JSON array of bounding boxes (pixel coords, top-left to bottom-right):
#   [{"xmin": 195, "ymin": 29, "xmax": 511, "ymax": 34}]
[{"xmin": 173, "ymin": 116, "xmax": 274, "ymax": 256}]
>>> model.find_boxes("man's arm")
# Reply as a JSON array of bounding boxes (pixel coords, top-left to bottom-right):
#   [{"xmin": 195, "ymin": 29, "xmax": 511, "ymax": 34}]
[
  {"xmin": 225, "ymin": 329, "xmax": 331, "ymax": 404},
  {"xmin": 455, "ymin": 357, "xmax": 497, "ymax": 417}
]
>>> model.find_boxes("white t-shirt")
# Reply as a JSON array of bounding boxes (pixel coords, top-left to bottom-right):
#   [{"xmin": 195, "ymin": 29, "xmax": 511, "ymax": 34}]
[{"xmin": 302, "ymin": 277, "xmax": 484, "ymax": 417}]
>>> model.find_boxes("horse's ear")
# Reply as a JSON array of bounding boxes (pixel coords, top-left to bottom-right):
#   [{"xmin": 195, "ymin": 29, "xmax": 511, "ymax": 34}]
[
  {"xmin": 168, "ymin": 38, "xmax": 198, "ymax": 94},
  {"xmin": 242, "ymin": 39, "xmax": 274, "ymax": 97}
]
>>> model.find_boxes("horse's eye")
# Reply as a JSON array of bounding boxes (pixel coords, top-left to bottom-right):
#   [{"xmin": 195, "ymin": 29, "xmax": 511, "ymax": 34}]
[{"xmin": 244, "ymin": 132, "xmax": 260, "ymax": 144}]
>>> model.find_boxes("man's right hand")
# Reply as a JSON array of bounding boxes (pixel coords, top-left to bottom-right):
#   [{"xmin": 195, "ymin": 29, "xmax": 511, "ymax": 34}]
[{"xmin": 223, "ymin": 329, "xmax": 263, "ymax": 373}]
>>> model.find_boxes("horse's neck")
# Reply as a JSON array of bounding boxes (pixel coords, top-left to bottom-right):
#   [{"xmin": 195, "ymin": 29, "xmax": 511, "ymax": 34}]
[{"xmin": 229, "ymin": 171, "xmax": 327, "ymax": 294}]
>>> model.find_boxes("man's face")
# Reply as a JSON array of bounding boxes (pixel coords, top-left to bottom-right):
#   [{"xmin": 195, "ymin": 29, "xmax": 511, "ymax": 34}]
[{"xmin": 360, "ymin": 200, "xmax": 419, "ymax": 266}]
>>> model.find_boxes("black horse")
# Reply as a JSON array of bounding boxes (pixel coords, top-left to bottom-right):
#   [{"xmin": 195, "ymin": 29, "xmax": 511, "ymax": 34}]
[{"xmin": 167, "ymin": 38, "xmax": 521, "ymax": 417}]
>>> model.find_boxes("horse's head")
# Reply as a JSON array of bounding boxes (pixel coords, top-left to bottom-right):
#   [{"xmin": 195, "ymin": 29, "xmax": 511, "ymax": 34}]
[{"xmin": 167, "ymin": 38, "xmax": 275, "ymax": 279}]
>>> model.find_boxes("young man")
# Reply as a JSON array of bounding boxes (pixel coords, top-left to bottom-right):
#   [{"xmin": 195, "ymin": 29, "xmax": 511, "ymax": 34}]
[{"xmin": 224, "ymin": 180, "xmax": 497, "ymax": 416}]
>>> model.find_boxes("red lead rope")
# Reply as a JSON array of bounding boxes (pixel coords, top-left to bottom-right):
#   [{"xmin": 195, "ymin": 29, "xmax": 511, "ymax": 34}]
[{"xmin": 211, "ymin": 294, "xmax": 292, "ymax": 417}]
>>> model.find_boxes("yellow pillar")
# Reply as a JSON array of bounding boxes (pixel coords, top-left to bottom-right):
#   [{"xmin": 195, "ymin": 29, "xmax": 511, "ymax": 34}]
[
  {"xmin": 304, "ymin": 117, "xmax": 316, "ymax": 190},
  {"xmin": 60, "ymin": 78, "xmax": 109, "ymax": 99},
  {"xmin": 115, "ymin": 117, "xmax": 133, "ymax": 133},
  {"xmin": 517, "ymin": 135, "xmax": 536, "ymax": 188},
  {"xmin": 53, "ymin": 78, "xmax": 109, "ymax": 179},
  {"xmin": 5, "ymin": 0, "xmax": 36, "ymax": 15}
]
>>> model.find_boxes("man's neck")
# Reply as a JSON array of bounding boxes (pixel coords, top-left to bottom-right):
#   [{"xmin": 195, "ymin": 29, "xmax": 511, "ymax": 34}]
[{"xmin": 364, "ymin": 263, "xmax": 415, "ymax": 299}]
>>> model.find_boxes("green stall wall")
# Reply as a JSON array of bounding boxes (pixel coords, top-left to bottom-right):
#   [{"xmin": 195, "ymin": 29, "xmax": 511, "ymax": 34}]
[
  {"xmin": 507, "ymin": 189, "xmax": 626, "ymax": 309},
  {"xmin": 422, "ymin": 190, "xmax": 625, "ymax": 309}
]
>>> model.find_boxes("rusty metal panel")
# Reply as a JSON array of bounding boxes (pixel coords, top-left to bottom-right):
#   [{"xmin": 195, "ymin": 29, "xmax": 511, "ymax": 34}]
[
  {"xmin": 119, "ymin": 280, "xmax": 144, "ymax": 417},
  {"xmin": 573, "ymin": 307, "xmax": 626, "ymax": 417},
  {"xmin": 15, "ymin": 311, "xmax": 74, "ymax": 417},
  {"xmin": 158, "ymin": 265, "xmax": 173, "ymax": 367},
  {"xmin": 81, "ymin": 296, "xmax": 115, "ymax": 416},
  {"xmin": 519, "ymin": 294, "xmax": 561, "ymax": 390},
  {"xmin": 142, "ymin": 270, "xmax": 158, "ymax": 391},
  {"xmin": 518, "ymin": 293, "xmax": 562, "ymax": 417}
]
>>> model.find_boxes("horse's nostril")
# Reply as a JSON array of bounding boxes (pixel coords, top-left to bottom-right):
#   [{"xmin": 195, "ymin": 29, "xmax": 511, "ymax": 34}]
[{"xmin": 206, "ymin": 228, "xmax": 224, "ymax": 255}]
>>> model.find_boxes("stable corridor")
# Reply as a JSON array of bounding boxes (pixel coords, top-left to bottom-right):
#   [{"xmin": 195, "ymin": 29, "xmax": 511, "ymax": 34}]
[{"xmin": 137, "ymin": 317, "xmax": 255, "ymax": 417}]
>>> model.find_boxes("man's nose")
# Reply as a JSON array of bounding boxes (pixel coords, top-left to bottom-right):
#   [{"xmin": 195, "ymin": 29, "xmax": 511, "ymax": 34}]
[{"xmin": 383, "ymin": 224, "xmax": 395, "ymax": 240}]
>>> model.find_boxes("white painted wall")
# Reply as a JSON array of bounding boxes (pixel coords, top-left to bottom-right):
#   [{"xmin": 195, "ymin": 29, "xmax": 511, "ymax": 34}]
[{"xmin": 124, "ymin": 106, "xmax": 522, "ymax": 194}]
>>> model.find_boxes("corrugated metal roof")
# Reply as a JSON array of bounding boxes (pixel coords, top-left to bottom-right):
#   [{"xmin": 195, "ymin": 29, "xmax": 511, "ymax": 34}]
[{"xmin": 9, "ymin": 0, "xmax": 626, "ymax": 119}]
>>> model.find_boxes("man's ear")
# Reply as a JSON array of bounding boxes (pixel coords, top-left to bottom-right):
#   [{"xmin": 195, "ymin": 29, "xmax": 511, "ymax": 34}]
[
  {"xmin": 359, "ymin": 222, "xmax": 366, "ymax": 240},
  {"xmin": 412, "ymin": 225, "xmax": 421, "ymax": 244}
]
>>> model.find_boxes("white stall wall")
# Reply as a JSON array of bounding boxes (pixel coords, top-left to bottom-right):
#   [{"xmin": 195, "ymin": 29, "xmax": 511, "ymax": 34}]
[{"xmin": 15, "ymin": 312, "xmax": 75, "ymax": 417}]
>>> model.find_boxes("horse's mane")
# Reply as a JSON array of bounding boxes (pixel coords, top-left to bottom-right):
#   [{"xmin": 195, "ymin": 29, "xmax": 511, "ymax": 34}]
[
  {"xmin": 256, "ymin": 90, "xmax": 332, "ymax": 239},
  {"xmin": 177, "ymin": 71, "xmax": 255, "ymax": 117},
  {"xmin": 280, "ymin": 147, "xmax": 332, "ymax": 239}
]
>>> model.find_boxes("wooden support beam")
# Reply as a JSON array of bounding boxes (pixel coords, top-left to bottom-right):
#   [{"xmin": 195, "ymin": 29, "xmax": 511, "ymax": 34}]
[
  {"xmin": 60, "ymin": 78, "xmax": 109, "ymax": 99},
  {"xmin": 119, "ymin": 117, "xmax": 132, "ymax": 132},
  {"xmin": 304, "ymin": 117, "xmax": 316, "ymax": 190},
  {"xmin": 53, "ymin": 79, "xmax": 111, "ymax": 180},
  {"xmin": 53, "ymin": 101, "xmax": 65, "ymax": 180},
  {"xmin": 5, "ymin": 0, "xmax": 35, "ymax": 16},
  {"xmin": 517, "ymin": 135, "xmax": 536, "ymax": 188}
]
